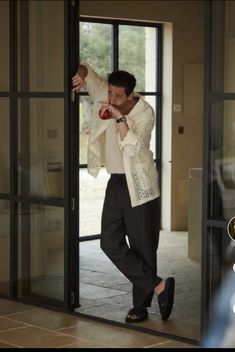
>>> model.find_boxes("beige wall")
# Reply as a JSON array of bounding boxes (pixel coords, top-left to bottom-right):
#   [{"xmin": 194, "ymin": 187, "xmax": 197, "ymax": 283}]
[{"xmin": 80, "ymin": 0, "xmax": 205, "ymax": 230}]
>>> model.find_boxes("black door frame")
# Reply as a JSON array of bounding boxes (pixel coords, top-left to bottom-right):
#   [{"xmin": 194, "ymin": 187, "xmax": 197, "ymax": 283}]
[{"xmin": 68, "ymin": 0, "xmax": 80, "ymax": 311}]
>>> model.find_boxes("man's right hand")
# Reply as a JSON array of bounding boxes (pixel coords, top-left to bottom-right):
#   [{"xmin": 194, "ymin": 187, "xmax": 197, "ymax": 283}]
[
  {"xmin": 72, "ymin": 73, "xmax": 85, "ymax": 93},
  {"xmin": 72, "ymin": 64, "xmax": 88, "ymax": 93}
]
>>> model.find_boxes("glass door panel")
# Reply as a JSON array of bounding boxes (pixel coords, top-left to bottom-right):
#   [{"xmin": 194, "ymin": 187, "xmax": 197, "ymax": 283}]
[
  {"xmin": 211, "ymin": 1, "xmax": 235, "ymax": 93},
  {"xmin": 203, "ymin": 0, "xmax": 235, "ymax": 333},
  {"xmin": 17, "ymin": 204, "xmax": 64, "ymax": 301},
  {"xmin": 0, "ymin": 0, "xmax": 10, "ymax": 91},
  {"xmin": 0, "ymin": 98, "xmax": 10, "ymax": 194},
  {"xmin": 18, "ymin": 98, "xmax": 64, "ymax": 198},
  {"xmin": 17, "ymin": 0, "xmax": 64, "ymax": 92},
  {"xmin": 15, "ymin": 0, "xmax": 69, "ymax": 307},
  {"xmin": 210, "ymin": 101, "xmax": 235, "ymax": 222},
  {"xmin": 0, "ymin": 200, "xmax": 10, "ymax": 295}
]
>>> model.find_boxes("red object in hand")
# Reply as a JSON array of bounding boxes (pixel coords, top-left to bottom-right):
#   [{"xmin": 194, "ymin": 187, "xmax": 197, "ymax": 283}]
[{"xmin": 99, "ymin": 108, "xmax": 112, "ymax": 120}]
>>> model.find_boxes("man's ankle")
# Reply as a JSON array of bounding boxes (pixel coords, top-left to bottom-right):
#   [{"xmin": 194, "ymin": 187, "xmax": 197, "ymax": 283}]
[{"xmin": 154, "ymin": 279, "xmax": 166, "ymax": 296}]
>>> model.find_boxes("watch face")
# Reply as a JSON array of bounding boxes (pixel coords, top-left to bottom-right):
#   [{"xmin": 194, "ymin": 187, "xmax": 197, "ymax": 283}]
[{"xmin": 118, "ymin": 117, "xmax": 126, "ymax": 123}]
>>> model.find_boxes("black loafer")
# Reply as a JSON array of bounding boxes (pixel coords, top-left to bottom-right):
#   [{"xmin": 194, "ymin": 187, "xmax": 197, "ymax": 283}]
[{"xmin": 158, "ymin": 277, "xmax": 175, "ymax": 321}]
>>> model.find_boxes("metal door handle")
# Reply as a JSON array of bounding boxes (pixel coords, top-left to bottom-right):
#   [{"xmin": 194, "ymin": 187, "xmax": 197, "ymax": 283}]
[
  {"xmin": 71, "ymin": 90, "xmax": 75, "ymax": 102},
  {"xmin": 227, "ymin": 216, "xmax": 235, "ymax": 241}
]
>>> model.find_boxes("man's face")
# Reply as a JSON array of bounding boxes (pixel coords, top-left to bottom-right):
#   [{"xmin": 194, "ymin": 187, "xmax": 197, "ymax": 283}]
[{"xmin": 108, "ymin": 84, "xmax": 132, "ymax": 108}]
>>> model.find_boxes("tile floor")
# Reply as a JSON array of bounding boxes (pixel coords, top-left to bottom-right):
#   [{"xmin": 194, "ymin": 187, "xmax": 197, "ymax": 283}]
[
  {"xmin": 78, "ymin": 231, "xmax": 201, "ymax": 342},
  {"xmin": 12, "ymin": 230, "xmax": 200, "ymax": 347},
  {"xmin": 0, "ymin": 298, "xmax": 197, "ymax": 348}
]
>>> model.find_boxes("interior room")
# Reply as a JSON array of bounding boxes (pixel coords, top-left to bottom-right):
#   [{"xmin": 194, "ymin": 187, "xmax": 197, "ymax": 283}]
[{"xmin": 77, "ymin": 0, "xmax": 205, "ymax": 343}]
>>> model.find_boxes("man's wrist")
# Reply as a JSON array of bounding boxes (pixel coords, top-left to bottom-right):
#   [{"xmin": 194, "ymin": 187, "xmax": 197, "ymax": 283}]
[{"xmin": 116, "ymin": 116, "xmax": 127, "ymax": 124}]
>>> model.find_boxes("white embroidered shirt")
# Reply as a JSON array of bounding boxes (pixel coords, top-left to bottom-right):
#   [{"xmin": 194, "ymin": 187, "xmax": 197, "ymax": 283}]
[{"xmin": 82, "ymin": 63, "xmax": 160, "ymax": 207}]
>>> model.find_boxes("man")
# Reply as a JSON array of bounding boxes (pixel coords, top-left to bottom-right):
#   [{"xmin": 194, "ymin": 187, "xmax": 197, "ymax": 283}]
[{"xmin": 72, "ymin": 63, "xmax": 175, "ymax": 323}]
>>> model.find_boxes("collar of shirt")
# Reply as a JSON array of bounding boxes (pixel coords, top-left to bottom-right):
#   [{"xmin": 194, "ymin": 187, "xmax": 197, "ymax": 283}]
[{"xmin": 125, "ymin": 93, "xmax": 146, "ymax": 120}]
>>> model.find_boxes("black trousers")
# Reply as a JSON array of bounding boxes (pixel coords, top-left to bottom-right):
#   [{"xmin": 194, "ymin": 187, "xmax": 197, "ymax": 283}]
[{"xmin": 101, "ymin": 174, "xmax": 162, "ymax": 309}]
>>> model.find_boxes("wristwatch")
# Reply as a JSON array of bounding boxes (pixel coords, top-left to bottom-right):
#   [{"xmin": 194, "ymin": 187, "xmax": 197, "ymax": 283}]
[{"xmin": 116, "ymin": 116, "xmax": 127, "ymax": 124}]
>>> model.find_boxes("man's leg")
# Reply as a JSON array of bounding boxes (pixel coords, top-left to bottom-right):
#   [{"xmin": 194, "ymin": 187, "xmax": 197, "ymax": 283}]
[
  {"xmin": 123, "ymin": 195, "xmax": 162, "ymax": 309},
  {"xmin": 101, "ymin": 175, "xmax": 161, "ymax": 302},
  {"xmin": 101, "ymin": 175, "xmax": 175, "ymax": 322}
]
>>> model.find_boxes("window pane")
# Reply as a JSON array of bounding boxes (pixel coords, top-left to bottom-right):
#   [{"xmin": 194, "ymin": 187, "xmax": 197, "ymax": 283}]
[
  {"xmin": 0, "ymin": 200, "xmax": 10, "ymax": 295},
  {"xmin": 18, "ymin": 204, "xmax": 64, "ymax": 301},
  {"xmin": 119, "ymin": 25, "xmax": 157, "ymax": 92},
  {"xmin": 79, "ymin": 22, "xmax": 112, "ymax": 81},
  {"xmin": 18, "ymin": 98, "xmax": 64, "ymax": 198},
  {"xmin": 0, "ymin": 98, "xmax": 10, "ymax": 193},
  {"xmin": 0, "ymin": 1, "xmax": 9, "ymax": 91},
  {"xmin": 18, "ymin": 0, "xmax": 64, "ymax": 91}
]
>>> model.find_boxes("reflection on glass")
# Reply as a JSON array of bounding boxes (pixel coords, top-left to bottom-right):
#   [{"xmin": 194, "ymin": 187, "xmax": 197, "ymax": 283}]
[
  {"xmin": 79, "ymin": 168, "xmax": 109, "ymax": 237},
  {"xmin": 119, "ymin": 26, "xmax": 157, "ymax": 92},
  {"xmin": 0, "ymin": 1, "xmax": 9, "ymax": 91},
  {"xmin": 211, "ymin": 1, "xmax": 224, "ymax": 93},
  {"xmin": 18, "ymin": 98, "xmax": 64, "ymax": 198},
  {"xmin": 212, "ymin": 1, "xmax": 235, "ymax": 93},
  {"xmin": 79, "ymin": 96, "xmax": 93, "ymax": 164},
  {"xmin": 18, "ymin": 204, "xmax": 64, "ymax": 301},
  {"xmin": 210, "ymin": 101, "xmax": 235, "ymax": 220},
  {"xmin": 18, "ymin": 0, "xmax": 64, "ymax": 91},
  {"xmin": 208, "ymin": 227, "xmax": 231, "ymax": 297},
  {"xmin": 79, "ymin": 22, "xmax": 112, "ymax": 81},
  {"xmin": 0, "ymin": 99, "xmax": 10, "ymax": 193},
  {"xmin": 224, "ymin": 1, "xmax": 235, "ymax": 92},
  {"xmin": 0, "ymin": 200, "xmax": 10, "ymax": 295}
]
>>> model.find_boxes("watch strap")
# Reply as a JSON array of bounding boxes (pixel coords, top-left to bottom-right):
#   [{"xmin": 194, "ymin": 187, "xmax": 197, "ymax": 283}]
[{"xmin": 116, "ymin": 116, "xmax": 127, "ymax": 124}]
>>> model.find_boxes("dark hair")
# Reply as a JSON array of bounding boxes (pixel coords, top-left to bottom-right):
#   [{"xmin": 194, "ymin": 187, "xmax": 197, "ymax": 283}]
[{"xmin": 108, "ymin": 70, "xmax": 136, "ymax": 96}]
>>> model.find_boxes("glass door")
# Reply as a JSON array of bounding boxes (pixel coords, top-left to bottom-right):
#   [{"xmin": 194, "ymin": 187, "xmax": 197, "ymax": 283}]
[
  {"xmin": 0, "ymin": 0, "xmax": 78, "ymax": 311},
  {"xmin": 0, "ymin": 0, "xmax": 10, "ymax": 296},
  {"xmin": 202, "ymin": 0, "xmax": 235, "ymax": 333}
]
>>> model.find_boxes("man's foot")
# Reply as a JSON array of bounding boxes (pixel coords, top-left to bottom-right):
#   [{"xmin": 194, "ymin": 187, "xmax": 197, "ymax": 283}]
[
  {"xmin": 156, "ymin": 277, "xmax": 175, "ymax": 321},
  {"xmin": 125, "ymin": 307, "xmax": 148, "ymax": 323}
]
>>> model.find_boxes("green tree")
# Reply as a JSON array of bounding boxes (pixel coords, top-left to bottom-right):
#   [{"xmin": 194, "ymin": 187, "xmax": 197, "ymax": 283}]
[
  {"xmin": 119, "ymin": 25, "xmax": 145, "ymax": 91},
  {"xmin": 80, "ymin": 22, "xmax": 146, "ymax": 90},
  {"xmin": 80, "ymin": 22, "xmax": 112, "ymax": 80}
]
